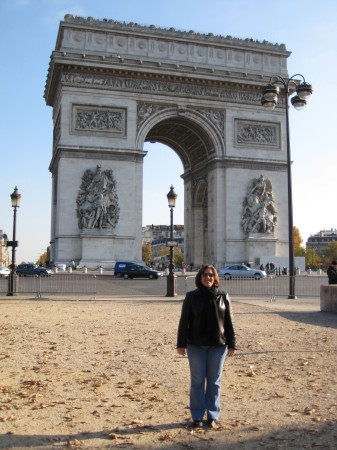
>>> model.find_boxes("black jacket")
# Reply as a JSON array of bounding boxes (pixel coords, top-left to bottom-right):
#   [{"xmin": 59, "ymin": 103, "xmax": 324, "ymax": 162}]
[
  {"xmin": 177, "ymin": 288, "xmax": 236, "ymax": 349},
  {"xmin": 327, "ymin": 265, "xmax": 337, "ymax": 284}
]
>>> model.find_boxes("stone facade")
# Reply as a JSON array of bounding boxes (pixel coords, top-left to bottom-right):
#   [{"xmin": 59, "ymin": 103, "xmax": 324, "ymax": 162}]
[
  {"xmin": 0, "ymin": 230, "xmax": 9, "ymax": 267},
  {"xmin": 45, "ymin": 15, "xmax": 291, "ymax": 268}
]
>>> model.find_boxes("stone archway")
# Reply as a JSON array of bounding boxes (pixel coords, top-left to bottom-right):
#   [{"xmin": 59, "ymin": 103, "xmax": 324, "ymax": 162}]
[
  {"xmin": 45, "ymin": 15, "xmax": 290, "ymax": 268},
  {"xmin": 137, "ymin": 111, "xmax": 219, "ymax": 267}
]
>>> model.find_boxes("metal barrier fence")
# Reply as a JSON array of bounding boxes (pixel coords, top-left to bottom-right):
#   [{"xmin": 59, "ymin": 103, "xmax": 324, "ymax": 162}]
[
  {"xmin": 185, "ymin": 275, "xmax": 329, "ymax": 299},
  {"xmin": 0, "ymin": 273, "xmax": 329, "ymax": 299},
  {"xmin": 0, "ymin": 274, "xmax": 97, "ymax": 299}
]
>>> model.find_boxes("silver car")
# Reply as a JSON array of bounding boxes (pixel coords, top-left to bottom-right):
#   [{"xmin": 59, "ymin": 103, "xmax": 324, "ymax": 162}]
[
  {"xmin": 0, "ymin": 266, "xmax": 10, "ymax": 278},
  {"xmin": 219, "ymin": 264, "xmax": 267, "ymax": 280}
]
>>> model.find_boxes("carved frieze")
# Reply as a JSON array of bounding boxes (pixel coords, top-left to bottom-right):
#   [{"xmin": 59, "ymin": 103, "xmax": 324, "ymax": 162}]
[
  {"xmin": 71, "ymin": 104, "xmax": 126, "ymax": 137},
  {"xmin": 241, "ymin": 175, "xmax": 277, "ymax": 235},
  {"xmin": 234, "ymin": 119, "xmax": 280, "ymax": 148},
  {"xmin": 76, "ymin": 165, "xmax": 120, "ymax": 231},
  {"xmin": 61, "ymin": 72, "xmax": 268, "ymax": 107}
]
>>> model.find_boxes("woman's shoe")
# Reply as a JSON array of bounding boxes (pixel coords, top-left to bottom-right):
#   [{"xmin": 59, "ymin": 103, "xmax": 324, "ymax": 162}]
[
  {"xmin": 207, "ymin": 419, "xmax": 219, "ymax": 428},
  {"xmin": 192, "ymin": 420, "xmax": 203, "ymax": 428}
]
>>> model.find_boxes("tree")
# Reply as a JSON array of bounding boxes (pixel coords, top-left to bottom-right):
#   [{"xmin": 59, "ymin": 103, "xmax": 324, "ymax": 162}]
[
  {"xmin": 305, "ymin": 247, "xmax": 321, "ymax": 270},
  {"xmin": 323, "ymin": 241, "xmax": 337, "ymax": 266},
  {"xmin": 175, "ymin": 251, "xmax": 184, "ymax": 268},
  {"xmin": 142, "ymin": 244, "xmax": 152, "ymax": 265},
  {"xmin": 37, "ymin": 246, "xmax": 51, "ymax": 267},
  {"xmin": 294, "ymin": 227, "xmax": 305, "ymax": 256},
  {"xmin": 159, "ymin": 246, "xmax": 184, "ymax": 267}
]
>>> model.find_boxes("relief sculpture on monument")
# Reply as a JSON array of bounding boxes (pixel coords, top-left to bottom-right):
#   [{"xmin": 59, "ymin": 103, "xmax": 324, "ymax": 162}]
[
  {"xmin": 76, "ymin": 165, "xmax": 120, "ymax": 231},
  {"xmin": 241, "ymin": 175, "xmax": 278, "ymax": 235}
]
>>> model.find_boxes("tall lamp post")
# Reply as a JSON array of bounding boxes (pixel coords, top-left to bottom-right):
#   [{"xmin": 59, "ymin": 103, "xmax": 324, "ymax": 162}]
[
  {"xmin": 261, "ymin": 74, "xmax": 313, "ymax": 299},
  {"xmin": 166, "ymin": 185, "xmax": 178, "ymax": 297},
  {"xmin": 7, "ymin": 186, "xmax": 21, "ymax": 296}
]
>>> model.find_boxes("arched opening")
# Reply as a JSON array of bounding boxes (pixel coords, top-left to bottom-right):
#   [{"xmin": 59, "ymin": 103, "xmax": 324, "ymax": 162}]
[
  {"xmin": 142, "ymin": 142, "xmax": 184, "ymax": 226},
  {"xmin": 142, "ymin": 116, "xmax": 214, "ymax": 268},
  {"xmin": 144, "ymin": 116, "xmax": 214, "ymax": 171}
]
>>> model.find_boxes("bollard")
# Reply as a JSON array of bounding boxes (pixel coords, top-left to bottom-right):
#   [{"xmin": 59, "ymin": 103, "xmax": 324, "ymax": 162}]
[
  {"xmin": 98, "ymin": 267, "xmax": 103, "ymax": 275},
  {"xmin": 68, "ymin": 266, "xmax": 72, "ymax": 274},
  {"xmin": 83, "ymin": 266, "xmax": 87, "ymax": 274}
]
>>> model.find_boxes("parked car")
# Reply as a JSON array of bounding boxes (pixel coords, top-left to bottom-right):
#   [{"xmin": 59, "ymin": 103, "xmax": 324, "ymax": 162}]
[
  {"xmin": 219, "ymin": 264, "xmax": 267, "ymax": 280},
  {"xmin": 0, "ymin": 266, "xmax": 10, "ymax": 278},
  {"xmin": 119, "ymin": 264, "xmax": 163, "ymax": 280},
  {"xmin": 16, "ymin": 264, "xmax": 52, "ymax": 277}
]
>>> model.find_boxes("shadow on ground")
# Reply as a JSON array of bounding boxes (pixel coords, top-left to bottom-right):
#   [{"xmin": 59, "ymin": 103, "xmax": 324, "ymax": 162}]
[{"xmin": 0, "ymin": 420, "xmax": 335, "ymax": 449}]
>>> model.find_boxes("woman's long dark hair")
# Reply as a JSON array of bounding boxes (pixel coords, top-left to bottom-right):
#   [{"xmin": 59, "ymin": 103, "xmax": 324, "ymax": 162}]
[{"xmin": 195, "ymin": 264, "xmax": 220, "ymax": 289}]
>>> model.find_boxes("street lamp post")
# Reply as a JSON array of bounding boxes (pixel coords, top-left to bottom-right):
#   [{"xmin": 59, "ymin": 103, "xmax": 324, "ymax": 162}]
[
  {"xmin": 166, "ymin": 185, "xmax": 178, "ymax": 297},
  {"xmin": 7, "ymin": 186, "xmax": 21, "ymax": 296},
  {"xmin": 261, "ymin": 74, "xmax": 313, "ymax": 299}
]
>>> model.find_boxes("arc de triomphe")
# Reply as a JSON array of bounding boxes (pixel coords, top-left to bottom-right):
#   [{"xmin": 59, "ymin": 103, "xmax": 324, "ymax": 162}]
[{"xmin": 45, "ymin": 15, "xmax": 290, "ymax": 268}]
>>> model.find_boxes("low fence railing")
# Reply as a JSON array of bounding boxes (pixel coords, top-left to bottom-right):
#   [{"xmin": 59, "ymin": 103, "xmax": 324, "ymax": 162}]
[
  {"xmin": 185, "ymin": 275, "xmax": 329, "ymax": 299},
  {"xmin": 0, "ymin": 273, "xmax": 329, "ymax": 299},
  {"xmin": 0, "ymin": 274, "xmax": 97, "ymax": 299}
]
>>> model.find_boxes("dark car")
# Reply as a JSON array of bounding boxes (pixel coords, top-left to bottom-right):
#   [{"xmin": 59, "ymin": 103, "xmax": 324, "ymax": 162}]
[
  {"xmin": 16, "ymin": 264, "xmax": 52, "ymax": 277},
  {"xmin": 120, "ymin": 264, "xmax": 163, "ymax": 280},
  {"xmin": 114, "ymin": 261, "xmax": 144, "ymax": 277}
]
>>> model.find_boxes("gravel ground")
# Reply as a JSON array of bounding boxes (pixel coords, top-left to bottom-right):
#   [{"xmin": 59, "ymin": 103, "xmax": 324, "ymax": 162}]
[{"xmin": 0, "ymin": 296, "xmax": 336, "ymax": 449}]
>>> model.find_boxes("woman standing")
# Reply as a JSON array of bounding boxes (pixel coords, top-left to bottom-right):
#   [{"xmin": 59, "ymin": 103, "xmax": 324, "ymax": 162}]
[{"xmin": 177, "ymin": 264, "xmax": 236, "ymax": 428}]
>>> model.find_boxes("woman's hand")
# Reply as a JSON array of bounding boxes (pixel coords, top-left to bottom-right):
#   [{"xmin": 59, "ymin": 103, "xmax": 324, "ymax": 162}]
[
  {"xmin": 227, "ymin": 348, "xmax": 236, "ymax": 357},
  {"xmin": 177, "ymin": 347, "xmax": 186, "ymax": 356}
]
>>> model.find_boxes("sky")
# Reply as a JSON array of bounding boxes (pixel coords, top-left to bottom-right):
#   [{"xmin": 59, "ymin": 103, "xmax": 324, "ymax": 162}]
[{"xmin": 0, "ymin": 0, "xmax": 336, "ymax": 264}]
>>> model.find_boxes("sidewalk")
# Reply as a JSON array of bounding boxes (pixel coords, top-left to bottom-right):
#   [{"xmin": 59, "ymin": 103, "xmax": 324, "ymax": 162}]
[
  {"xmin": 232, "ymin": 295, "xmax": 322, "ymax": 312},
  {"xmin": 0, "ymin": 292, "xmax": 322, "ymax": 312}
]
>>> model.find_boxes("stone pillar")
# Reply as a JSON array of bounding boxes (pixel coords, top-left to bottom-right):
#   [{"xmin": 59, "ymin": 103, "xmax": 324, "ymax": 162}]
[{"xmin": 207, "ymin": 165, "xmax": 226, "ymax": 267}]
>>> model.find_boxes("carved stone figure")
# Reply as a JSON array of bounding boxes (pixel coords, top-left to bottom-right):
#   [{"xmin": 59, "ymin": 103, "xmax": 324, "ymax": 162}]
[
  {"xmin": 76, "ymin": 165, "xmax": 120, "ymax": 230},
  {"xmin": 241, "ymin": 175, "xmax": 277, "ymax": 234}
]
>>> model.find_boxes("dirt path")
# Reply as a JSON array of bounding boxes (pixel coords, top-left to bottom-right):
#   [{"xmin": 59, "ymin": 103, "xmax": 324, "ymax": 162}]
[{"xmin": 0, "ymin": 298, "xmax": 336, "ymax": 449}]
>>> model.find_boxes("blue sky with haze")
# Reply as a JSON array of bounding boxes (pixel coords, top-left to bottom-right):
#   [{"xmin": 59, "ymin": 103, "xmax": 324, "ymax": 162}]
[{"xmin": 1, "ymin": 0, "xmax": 336, "ymax": 263}]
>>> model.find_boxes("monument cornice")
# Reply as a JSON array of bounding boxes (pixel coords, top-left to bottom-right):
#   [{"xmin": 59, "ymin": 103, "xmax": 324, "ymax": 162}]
[
  {"xmin": 181, "ymin": 156, "xmax": 287, "ymax": 182},
  {"xmin": 59, "ymin": 15, "xmax": 289, "ymax": 53},
  {"xmin": 205, "ymin": 156, "xmax": 287, "ymax": 172},
  {"xmin": 49, "ymin": 145, "xmax": 146, "ymax": 173}
]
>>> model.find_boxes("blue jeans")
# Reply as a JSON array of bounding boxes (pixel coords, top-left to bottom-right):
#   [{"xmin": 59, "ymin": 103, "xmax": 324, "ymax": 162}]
[{"xmin": 187, "ymin": 344, "xmax": 228, "ymax": 421}]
